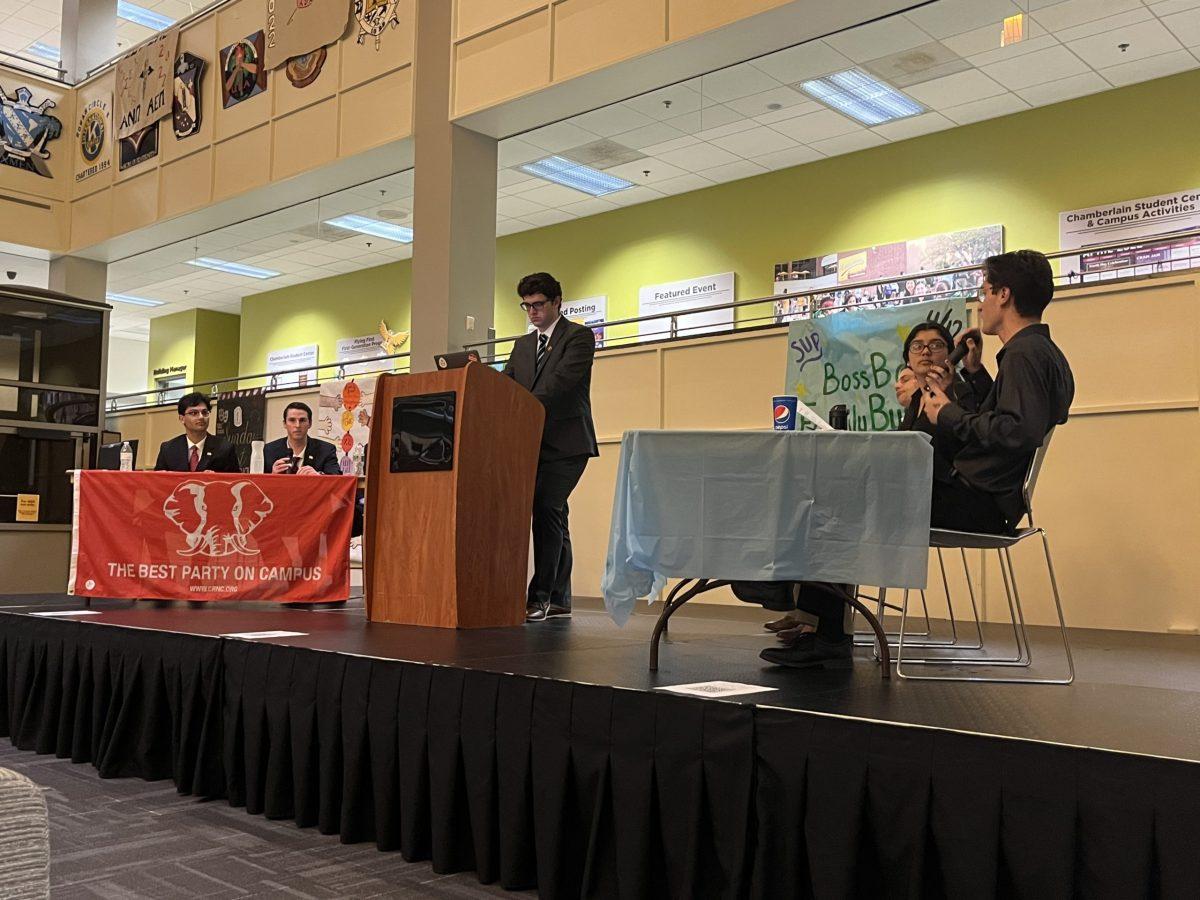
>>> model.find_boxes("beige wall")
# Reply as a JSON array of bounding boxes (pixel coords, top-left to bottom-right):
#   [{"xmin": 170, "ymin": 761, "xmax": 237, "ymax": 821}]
[
  {"xmin": 0, "ymin": 0, "xmax": 415, "ymax": 253},
  {"xmin": 451, "ymin": 0, "xmax": 800, "ymax": 116},
  {"xmin": 107, "ymin": 274, "xmax": 1200, "ymax": 634}
]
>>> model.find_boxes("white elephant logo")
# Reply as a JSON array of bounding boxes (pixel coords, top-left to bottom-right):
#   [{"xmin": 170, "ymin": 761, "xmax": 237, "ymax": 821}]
[{"xmin": 162, "ymin": 480, "xmax": 274, "ymax": 557}]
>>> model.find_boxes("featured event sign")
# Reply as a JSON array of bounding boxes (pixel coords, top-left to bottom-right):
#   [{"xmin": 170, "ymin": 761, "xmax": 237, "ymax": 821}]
[
  {"xmin": 784, "ymin": 297, "xmax": 968, "ymax": 431},
  {"xmin": 1058, "ymin": 188, "xmax": 1200, "ymax": 283},
  {"xmin": 638, "ymin": 273, "xmax": 734, "ymax": 341},
  {"xmin": 115, "ymin": 28, "xmax": 178, "ymax": 140},
  {"xmin": 316, "ymin": 377, "xmax": 375, "ymax": 475},
  {"xmin": 67, "ymin": 471, "xmax": 355, "ymax": 602},
  {"xmin": 215, "ymin": 388, "xmax": 266, "ymax": 472},
  {"xmin": 773, "ymin": 225, "xmax": 1002, "ymax": 323},
  {"xmin": 264, "ymin": 0, "xmax": 352, "ymax": 69}
]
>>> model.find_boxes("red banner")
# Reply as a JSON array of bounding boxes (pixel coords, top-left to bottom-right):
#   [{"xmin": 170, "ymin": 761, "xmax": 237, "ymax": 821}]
[{"xmin": 69, "ymin": 471, "xmax": 356, "ymax": 602}]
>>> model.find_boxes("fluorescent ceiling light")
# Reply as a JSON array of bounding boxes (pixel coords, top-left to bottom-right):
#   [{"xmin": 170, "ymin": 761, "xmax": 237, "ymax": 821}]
[
  {"xmin": 23, "ymin": 42, "xmax": 60, "ymax": 63},
  {"xmin": 324, "ymin": 214, "xmax": 413, "ymax": 243},
  {"xmin": 188, "ymin": 258, "xmax": 280, "ymax": 279},
  {"xmin": 519, "ymin": 156, "xmax": 633, "ymax": 196},
  {"xmin": 106, "ymin": 292, "xmax": 164, "ymax": 308},
  {"xmin": 799, "ymin": 69, "xmax": 924, "ymax": 126},
  {"xmin": 117, "ymin": 1, "xmax": 175, "ymax": 30}
]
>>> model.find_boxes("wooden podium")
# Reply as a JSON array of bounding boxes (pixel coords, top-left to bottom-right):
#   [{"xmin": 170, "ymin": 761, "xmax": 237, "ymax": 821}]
[{"xmin": 363, "ymin": 363, "xmax": 545, "ymax": 628}]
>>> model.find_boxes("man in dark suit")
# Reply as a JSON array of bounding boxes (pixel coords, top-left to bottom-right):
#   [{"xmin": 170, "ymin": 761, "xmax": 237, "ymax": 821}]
[
  {"xmin": 154, "ymin": 392, "xmax": 241, "ymax": 473},
  {"xmin": 262, "ymin": 401, "xmax": 342, "ymax": 475},
  {"xmin": 503, "ymin": 272, "xmax": 599, "ymax": 622}
]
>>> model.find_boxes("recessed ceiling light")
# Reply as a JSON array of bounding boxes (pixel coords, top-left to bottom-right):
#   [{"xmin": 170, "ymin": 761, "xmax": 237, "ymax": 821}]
[
  {"xmin": 799, "ymin": 69, "xmax": 925, "ymax": 126},
  {"xmin": 117, "ymin": 0, "xmax": 175, "ymax": 30},
  {"xmin": 324, "ymin": 214, "xmax": 413, "ymax": 243},
  {"xmin": 519, "ymin": 156, "xmax": 633, "ymax": 196},
  {"xmin": 187, "ymin": 258, "xmax": 280, "ymax": 279},
  {"xmin": 106, "ymin": 292, "xmax": 164, "ymax": 307}
]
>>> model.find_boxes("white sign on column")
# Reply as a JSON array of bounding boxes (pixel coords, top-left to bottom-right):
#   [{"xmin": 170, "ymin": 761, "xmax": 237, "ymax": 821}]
[
  {"xmin": 637, "ymin": 272, "xmax": 734, "ymax": 342},
  {"xmin": 267, "ymin": 343, "xmax": 319, "ymax": 388}
]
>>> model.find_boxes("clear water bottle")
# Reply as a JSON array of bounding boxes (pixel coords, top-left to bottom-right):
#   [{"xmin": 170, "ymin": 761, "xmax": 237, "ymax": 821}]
[{"xmin": 119, "ymin": 442, "xmax": 133, "ymax": 471}]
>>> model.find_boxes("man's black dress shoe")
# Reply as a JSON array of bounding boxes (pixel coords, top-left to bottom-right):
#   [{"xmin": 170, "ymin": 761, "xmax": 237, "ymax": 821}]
[
  {"xmin": 759, "ymin": 634, "xmax": 853, "ymax": 669},
  {"xmin": 526, "ymin": 602, "xmax": 549, "ymax": 622},
  {"xmin": 545, "ymin": 603, "xmax": 571, "ymax": 618}
]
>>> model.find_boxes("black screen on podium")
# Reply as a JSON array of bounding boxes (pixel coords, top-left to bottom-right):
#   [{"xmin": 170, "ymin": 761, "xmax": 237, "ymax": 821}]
[{"xmin": 389, "ymin": 391, "xmax": 456, "ymax": 473}]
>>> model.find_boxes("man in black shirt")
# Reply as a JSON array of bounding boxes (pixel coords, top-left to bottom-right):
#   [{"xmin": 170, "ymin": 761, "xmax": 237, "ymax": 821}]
[
  {"xmin": 919, "ymin": 249, "xmax": 1075, "ymax": 535},
  {"xmin": 757, "ymin": 250, "xmax": 1074, "ymax": 669}
]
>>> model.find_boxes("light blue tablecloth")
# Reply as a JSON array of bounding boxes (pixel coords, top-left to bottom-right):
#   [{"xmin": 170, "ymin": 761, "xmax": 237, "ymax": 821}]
[{"xmin": 601, "ymin": 430, "xmax": 933, "ymax": 626}]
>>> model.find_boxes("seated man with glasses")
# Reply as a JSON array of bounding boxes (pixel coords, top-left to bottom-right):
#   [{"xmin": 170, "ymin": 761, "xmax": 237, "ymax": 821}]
[
  {"xmin": 768, "ymin": 320, "xmax": 987, "ymax": 641},
  {"xmin": 154, "ymin": 392, "xmax": 241, "ymax": 473},
  {"xmin": 745, "ymin": 250, "xmax": 1075, "ymax": 669}
]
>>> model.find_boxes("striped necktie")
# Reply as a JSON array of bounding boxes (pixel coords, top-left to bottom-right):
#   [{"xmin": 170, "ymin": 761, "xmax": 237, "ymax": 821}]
[{"xmin": 535, "ymin": 332, "xmax": 549, "ymax": 373}]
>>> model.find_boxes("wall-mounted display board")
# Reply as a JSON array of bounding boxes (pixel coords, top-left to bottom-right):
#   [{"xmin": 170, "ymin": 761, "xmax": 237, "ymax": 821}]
[
  {"xmin": 637, "ymin": 273, "xmax": 734, "ymax": 343},
  {"xmin": 1059, "ymin": 188, "xmax": 1200, "ymax": 284}
]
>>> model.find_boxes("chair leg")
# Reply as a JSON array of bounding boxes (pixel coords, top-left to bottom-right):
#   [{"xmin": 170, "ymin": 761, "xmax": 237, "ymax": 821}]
[
  {"xmin": 1041, "ymin": 530, "xmax": 1076, "ymax": 684},
  {"xmin": 957, "ymin": 548, "xmax": 985, "ymax": 651},
  {"xmin": 898, "ymin": 534, "xmax": 1073, "ymax": 683}
]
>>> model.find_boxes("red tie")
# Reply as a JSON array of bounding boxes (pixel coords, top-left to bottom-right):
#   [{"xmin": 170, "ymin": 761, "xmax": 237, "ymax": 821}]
[{"xmin": 189, "ymin": 445, "xmax": 199, "ymax": 472}]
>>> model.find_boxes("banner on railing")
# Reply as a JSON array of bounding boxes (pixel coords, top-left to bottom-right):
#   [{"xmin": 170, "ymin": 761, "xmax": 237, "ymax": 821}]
[
  {"xmin": 773, "ymin": 225, "xmax": 1002, "ymax": 323},
  {"xmin": 68, "ymin": 471, "xmax": 354, "ymax": 602},
  {"xmin": 784, "ymin": 297, "xmax": 968, "ymax": 432},
  {"xmin": 115, "ymin": 28, "xmax": 179, "ymax": 140}
]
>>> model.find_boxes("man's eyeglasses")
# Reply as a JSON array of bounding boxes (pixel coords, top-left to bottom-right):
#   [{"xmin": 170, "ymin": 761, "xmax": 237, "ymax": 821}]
[
  {"xmin": 183, "ymin": 409, "xmax": 209, "ymax": 418},
  {"xmin": 519, "ymin": 300, "xmax": 551, "ymax": 312},
  {"xmin": 909, "ymin": 340, "xmax": 947, "ymax": 354}
]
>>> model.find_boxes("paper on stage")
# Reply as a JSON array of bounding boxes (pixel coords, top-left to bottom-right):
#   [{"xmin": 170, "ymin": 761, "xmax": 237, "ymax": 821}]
[
  {"xmin": 28, "ymin": 610, "xmax": 102, "ymax": 617},
  {"xmin": 220, "ymin": 630, "xmax": 308, "ymax": 640},
  {"xmin": 657, "ymin": 681, "xmax": 777, "ymax": 698}
]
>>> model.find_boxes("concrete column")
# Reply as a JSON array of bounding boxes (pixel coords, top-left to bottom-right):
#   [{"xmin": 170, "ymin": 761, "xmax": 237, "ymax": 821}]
[
  {"xmin": 60, "ymin": 0, "xmax": 118, "ymax": 82},
  {"xmin": 409, "ymin": 0, "xmax": 498, "ymax": 373}
]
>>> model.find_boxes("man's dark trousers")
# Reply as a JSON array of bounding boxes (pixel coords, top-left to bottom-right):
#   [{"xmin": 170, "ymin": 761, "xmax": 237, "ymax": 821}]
[{"xmin": 530, "ymin": 455, "xmax": 589, "ymax": 609}]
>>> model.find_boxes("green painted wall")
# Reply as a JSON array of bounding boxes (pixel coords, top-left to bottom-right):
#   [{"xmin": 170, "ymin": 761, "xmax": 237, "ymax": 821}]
[
  {"xmin": 193, "ymin": 310, "xmax": 241, "ymax": 385},
  {"xmin": 240, "ymin": 69, "xmax": 1200, "ymax": 361},
  {"xmin": 147, "ymin": 309, "xmax": 198, "ymax": 388},
  {"xmin": 238, "ymin": 261, "xmax": 412, "ymax": 379},
  {"xmin": 492, "ymin": 68, "xmax": 1200, "ymax": 342}
]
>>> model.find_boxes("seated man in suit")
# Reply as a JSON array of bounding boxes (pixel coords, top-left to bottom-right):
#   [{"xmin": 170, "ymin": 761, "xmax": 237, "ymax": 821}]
[
  {"xmin": 503, "ymin": 272, "xmax": 600, "ymax": 622},
  {"xmin": 262, "ymin": 402, "xmax": 341, "ymax": 475},
  {"xmin": 154, "ymin": 392, "xmax": 241, "ymax": 473}
]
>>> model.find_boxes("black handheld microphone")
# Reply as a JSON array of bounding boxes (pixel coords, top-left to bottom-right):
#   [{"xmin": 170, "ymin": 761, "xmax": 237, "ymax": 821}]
[{"xmin": 947, "ymin": 328, "xmax": 979, "ymax": 367}]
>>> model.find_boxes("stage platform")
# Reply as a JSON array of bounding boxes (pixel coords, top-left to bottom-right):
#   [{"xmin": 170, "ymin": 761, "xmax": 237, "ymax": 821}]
[{"xmin": 2, "ymin": 596, "xmax": 1198, "ymax": 898}]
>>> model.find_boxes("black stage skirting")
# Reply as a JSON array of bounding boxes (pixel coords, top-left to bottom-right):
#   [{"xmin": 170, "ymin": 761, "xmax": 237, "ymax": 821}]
[{"xmin": 2, "ymin": 612, "xmax": 1199, "ymax": 899}]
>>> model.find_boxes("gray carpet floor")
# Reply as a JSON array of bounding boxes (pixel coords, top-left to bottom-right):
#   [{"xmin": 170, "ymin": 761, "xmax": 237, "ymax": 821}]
[{"xmin": 0, "ymin": 744, "xmax": 525, "ymax": 899}]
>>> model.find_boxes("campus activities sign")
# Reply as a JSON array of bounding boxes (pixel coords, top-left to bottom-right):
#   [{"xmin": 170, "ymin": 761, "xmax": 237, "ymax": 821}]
[
  {"xmin": 68, "ymin": 471, "xmax": 355, "ymax": 602},
  {"xmin": 783, "ymin": 297, "xmax": 967, "ymax": 431}
]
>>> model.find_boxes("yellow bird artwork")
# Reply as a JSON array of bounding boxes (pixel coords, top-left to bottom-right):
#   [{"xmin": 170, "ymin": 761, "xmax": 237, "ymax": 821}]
[{"xmin": 378, "ymin": 320, "xmax": 410, "ymax": 356}]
